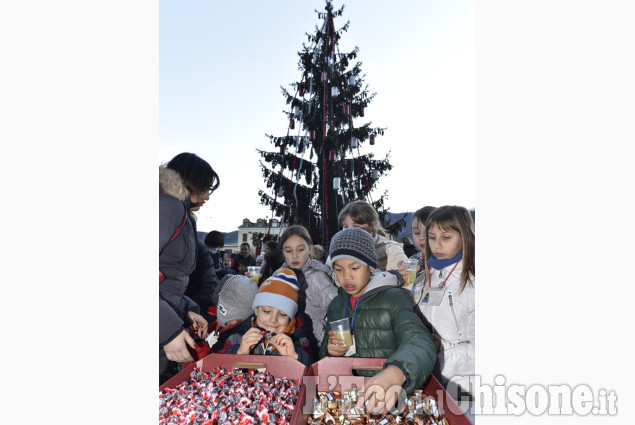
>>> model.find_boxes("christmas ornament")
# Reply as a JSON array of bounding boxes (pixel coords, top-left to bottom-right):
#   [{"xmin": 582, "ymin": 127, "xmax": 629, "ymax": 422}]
[
  {"xmin": 289, "ymin": 117, "xmax": 295, "ymax": 130},
  {"xmin": 298, "ymin": 82, "xmax": 305, "ymax": 96},
  {"xmin": 343, "ymin": 104, "xmax": 349, "ymax": 115},
  {"xmin": 331, "ymin": 86, "xmax": 339, "ymax": 97},
  {"xmin": 333, "ymin": 177, "xmax": 341, "ymax": 190},
  {"xmin": 310, "ymin": 130, "xmax": 316, "ymax": 141},
  {"xmin": 372, "ymin": 169, "xmax": 378, "ymax": 179},
  {"xmin": 329, "ymin": 150, "xmax": 335, "ymax": 161},
  {"xmin": 359, "ymin": 105, "xmax": 364, "ymax": 117},
  {"xmin": 370, "ymin": 134, "xmax": 375, "ymax": 145},
  {"xmin": 349, "ymin": 75, "xmax": 356, "ymax": 86},
  {"xmin": 321, "ymin": 71, "xmax": 327, "ymax": 82},
  {"xmin": 278, "ymin": 188, "xmax": 284, "ymax": 197},
  {"xmin": 350, "ymin": 137, "xmax": 358, "ymax": 149},
  {"xmin": 280, "ymin": 145, "xmax": 285, "ymax": 154},
  {"xmin": 294, "ymin": 106, "xmax": 300, "ymax": 118}
]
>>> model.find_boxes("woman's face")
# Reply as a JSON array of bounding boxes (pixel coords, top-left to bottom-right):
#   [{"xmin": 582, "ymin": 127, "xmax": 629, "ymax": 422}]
[
  {"xmin": 189, "ymin": 190, "xmax": 210, "ymax": 211},
  {"xmin": 282, "ymin": 234, "xmax": 310, "ymax": 269},
  {"xmin": 341, "ymin": 215, "xmax": 375, "ymax": 236},
  {"xmin": 254, "ymin": 306, "xmax": 291, "ymax": 334}
]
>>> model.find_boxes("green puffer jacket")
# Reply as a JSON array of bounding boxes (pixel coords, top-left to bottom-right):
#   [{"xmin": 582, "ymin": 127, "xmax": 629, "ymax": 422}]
[{"xmin": 319, "ymin": 271, "xmax": 437, "ymax": 394}]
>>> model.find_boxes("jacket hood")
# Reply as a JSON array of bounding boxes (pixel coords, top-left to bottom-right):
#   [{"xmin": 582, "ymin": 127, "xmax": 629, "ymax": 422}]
[
  {"xmin": 359, "ymin": 270, "xmax": 401, "ymax": 299},
  {"xmin": 159, "ymin": 166, "xmax": 190, "ymax": 202}
]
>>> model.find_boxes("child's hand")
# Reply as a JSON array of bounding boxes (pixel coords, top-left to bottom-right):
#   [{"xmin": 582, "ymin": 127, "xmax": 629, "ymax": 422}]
[
  {"xmin": 237, "ymin": 327, "xmax": 263, "ymax": 354},
  {"xmin": 355, "ymin": 365, "xmax": 407, "ymax": 415},
  {"xmin": 270, "ymin": 334, "xmax": 298, "ymax": 359},
  {"xmin": 397, "ymin": 260, "xmax": 419, "ymax": 287},
  {"xmin": 326, "ymin": 330, "xmax": 349, "ymax": 356},
  {"xmin": 186, "ymin": 311, "xmax": 209, "ymax": 339}
]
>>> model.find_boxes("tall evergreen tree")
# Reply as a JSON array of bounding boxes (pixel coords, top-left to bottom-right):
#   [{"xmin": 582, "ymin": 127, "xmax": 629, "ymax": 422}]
[{"xmin": 258, "ymin": 1, "xmax": 405, "ymax": 246}]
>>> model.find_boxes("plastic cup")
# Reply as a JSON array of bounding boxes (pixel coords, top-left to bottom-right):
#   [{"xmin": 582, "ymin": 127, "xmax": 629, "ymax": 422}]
[
  {"xmin": 402, "ymin": 259, "xmax": 419, "ymax": 285},
  {"xmin": 330, "ymin": 318, "xmax": 353, "ymax": 347},
  {"xmin": 248, "ymin": 266, "xmax": 261, "ymax": 283}
]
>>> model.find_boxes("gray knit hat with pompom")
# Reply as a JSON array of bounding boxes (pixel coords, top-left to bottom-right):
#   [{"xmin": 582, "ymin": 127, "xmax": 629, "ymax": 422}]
[
  {"xmin": 326, "ymin": 227, "xmax": 378, "ymax": 270},
  {"xmin": 217, "ymin": 275, "xmax": 258, "ymax": 327}
]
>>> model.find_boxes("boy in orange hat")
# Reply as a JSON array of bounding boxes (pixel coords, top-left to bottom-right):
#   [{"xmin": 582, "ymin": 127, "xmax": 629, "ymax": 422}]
[{"xmin": 222, "ymin": 268, "xmax": 315, "ymax": 366}]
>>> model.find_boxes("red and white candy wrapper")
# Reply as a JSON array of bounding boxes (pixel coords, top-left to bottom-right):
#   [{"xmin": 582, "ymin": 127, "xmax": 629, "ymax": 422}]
[{"xmin": 159, "ymin": 367, "xmax": 302, "ymax": 425}]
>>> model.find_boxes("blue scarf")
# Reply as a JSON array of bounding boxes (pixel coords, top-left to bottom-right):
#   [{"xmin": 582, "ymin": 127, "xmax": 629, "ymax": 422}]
[{"xmin": 427, "ymin": 250, "xmax": 462, "ymax": 270}]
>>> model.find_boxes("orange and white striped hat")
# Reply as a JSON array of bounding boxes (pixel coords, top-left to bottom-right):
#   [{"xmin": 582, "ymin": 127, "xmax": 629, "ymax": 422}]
[{"xmin": 252, "ymin": 268, "xmax": 299, "ymax": 318}]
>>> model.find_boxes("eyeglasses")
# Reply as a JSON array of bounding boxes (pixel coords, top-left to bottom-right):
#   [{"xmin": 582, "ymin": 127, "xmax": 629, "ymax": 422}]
[{"xmin": 198, "ymin": 187, "xmax": 213, "ymax": 195}]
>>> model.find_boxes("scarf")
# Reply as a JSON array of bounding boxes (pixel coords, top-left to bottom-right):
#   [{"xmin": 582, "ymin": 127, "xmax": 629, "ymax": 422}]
[{"xmin": 427, "ymin": 250, "xmax": 463, "ymax": 270}]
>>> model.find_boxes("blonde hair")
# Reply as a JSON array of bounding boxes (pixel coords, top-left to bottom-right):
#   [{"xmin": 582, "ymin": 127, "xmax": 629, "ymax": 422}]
[{"xmin": 338, "ymin": 200, "xmax": 387, "ymax": 237}]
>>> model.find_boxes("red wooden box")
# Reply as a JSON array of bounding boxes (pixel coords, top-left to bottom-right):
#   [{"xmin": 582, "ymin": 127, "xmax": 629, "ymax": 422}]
[{"xmin": 306, "ymin": 357, "xmax": 474, "ymax": 425}]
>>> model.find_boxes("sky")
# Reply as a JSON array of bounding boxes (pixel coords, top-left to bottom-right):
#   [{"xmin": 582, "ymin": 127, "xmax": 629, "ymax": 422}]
[
  {"xmin": 3, "ymin": 1, "xmax": 635, "ymax": 424},
  {"xmin": 159, "ymin": 0, "xmax": 475, "ymax": 233}
]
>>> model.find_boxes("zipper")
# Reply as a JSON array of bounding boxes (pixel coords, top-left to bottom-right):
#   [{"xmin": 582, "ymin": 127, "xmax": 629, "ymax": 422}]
[{"xmin": 448, "ymin": 293, "xmax": 462, "ymax": 339}]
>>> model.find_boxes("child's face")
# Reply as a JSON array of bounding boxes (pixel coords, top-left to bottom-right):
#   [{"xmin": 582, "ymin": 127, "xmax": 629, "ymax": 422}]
[
  {"xmin": 428, "ymin": 224, "xmax": 463, "ymax": 259},
  {"xmin": 223, "ymin": 258, "xmax": 232, "ymax": 269},
  {"xmin": 341, "ymin": 215, "xmax": 375, "ymax": 236},
  {"xmin": 238, "ymin": 263, "xmax": 248, "ymax": 274},
  {"xmin": 411, "ymin": 218, "xmax": 427, "ymax": 253},
  {"xmin": 254, "ymin": 306, "xmax": 291, "ymax": 334},
  {"xmin": 282, "ymin": 234, "xmax": 310, "ymax": 269},
  {"xmin": 333, "ymin": 258, "xmax": 371, "ymax": 298}
]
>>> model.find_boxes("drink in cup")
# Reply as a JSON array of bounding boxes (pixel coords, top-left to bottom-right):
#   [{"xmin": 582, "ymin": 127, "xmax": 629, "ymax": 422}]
[
  {"xmin": 248, "ymin": 266, "xmax": 261, "ymax": 284},
  {"xmin": 402, "ymin": 259, "xmax": 419, "ymax": 285},
  {"xmin": 330, "ymin": 318, "xmax": 353, "ymax": 347}
]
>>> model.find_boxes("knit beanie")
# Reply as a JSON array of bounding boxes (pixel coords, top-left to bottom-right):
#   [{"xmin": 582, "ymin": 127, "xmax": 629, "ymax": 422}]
[
  {"xmin": 252, "ymin": 268, "xmax": 299, "ymax": 318},
  {"xmin": 326, "ymin": 226, "xmax": 378, "ymax": 270},
  {"xmin": 217, "ymin": 275, "xmax": 259, "ymax": 327}
]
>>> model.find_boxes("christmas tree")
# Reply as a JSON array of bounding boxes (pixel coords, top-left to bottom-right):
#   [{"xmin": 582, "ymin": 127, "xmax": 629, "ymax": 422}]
[{"xmin": 258, "ymin": 0, "xmax": 405, "ymax": 246}]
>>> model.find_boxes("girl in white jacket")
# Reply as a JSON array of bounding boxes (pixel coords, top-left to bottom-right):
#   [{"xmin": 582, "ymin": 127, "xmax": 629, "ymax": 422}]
[{"xmin": 405, "ymin": 205, "xmax": 475, "ymax": 401}]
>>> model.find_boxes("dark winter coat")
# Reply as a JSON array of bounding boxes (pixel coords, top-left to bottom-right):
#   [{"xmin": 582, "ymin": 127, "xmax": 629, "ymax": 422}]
[
  {"xmin": 159, "ymin": 167, "xmax": 201, "ymax": 376},
  {"xmin": 319, "ymin": 270, "xmax": 437, "ymax": 394},
  {"xmin": 185, "ymin": 238, "xmax": 219, "ymax": 315}
]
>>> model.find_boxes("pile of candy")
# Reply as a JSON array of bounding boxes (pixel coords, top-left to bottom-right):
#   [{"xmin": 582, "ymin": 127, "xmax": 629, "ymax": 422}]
[
  {"xmin": 308, "ymin": 389, "xmax": 449, "ymax": 425},
  {"xmin": 159, "ymin": 367, "xmax": 301, "ymax": 425}
]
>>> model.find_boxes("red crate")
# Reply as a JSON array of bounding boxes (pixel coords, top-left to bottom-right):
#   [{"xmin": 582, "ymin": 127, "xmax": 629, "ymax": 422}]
[
  {"xmin": 160, "ymin": 353, "xmax": 310, "ymax": 425},
  {"xmin": 306, "ymin": 357, "xmax": 473, "ymax": 425}
]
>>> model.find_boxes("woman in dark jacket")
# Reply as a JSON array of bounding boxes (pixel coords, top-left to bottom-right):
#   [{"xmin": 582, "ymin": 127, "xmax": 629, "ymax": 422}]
[{"xmin": 159, "ymin": 152, "xmax": 219, "ymax": 384}]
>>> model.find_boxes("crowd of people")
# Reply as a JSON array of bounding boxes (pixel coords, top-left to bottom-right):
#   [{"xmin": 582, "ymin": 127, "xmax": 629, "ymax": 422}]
[{"xmin": 159, "ymin": 152, "xmax": 475, "ymax": 415}]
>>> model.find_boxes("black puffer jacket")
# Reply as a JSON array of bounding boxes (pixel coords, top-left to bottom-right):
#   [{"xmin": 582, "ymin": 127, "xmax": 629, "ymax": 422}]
[
  {"xmin": 185, "ymin": 238, "xmax": 219, "ymax": 315},
  {"xmin": 319, "ymin": 271, "xmax": 437, "ymax": 394},
  {"xmin": 159, "ymin": 167, "xmax": 200, "ymax": 376}
]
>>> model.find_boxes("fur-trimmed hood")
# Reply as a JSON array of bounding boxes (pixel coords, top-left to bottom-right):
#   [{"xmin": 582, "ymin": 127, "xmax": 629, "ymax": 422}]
[{"xmin": 159, "ymin": 166, "xmax": 189, "ymax": 202}]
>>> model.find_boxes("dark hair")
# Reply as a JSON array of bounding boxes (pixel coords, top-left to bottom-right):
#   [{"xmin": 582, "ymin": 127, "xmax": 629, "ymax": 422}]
[
  {"xmin": 240, "ymin": 242, "xmax": 250, "ymax": 248},
  {"xmin": 424, "ymin": 205, "xmax": 475, "ymax": 293},
  {"xmin": 265, "ymin": 240, "xmax": 278, "ymax": 251},
  {"xmin": 204, "ymin": 230, "xmax": 224, "ymax": 248},
  {"xmin": 166, "ymin": 152, "xmax": 219, "ymax": 196},
  {"xmin": 412, "ymin": 206, "xmax": 436, "ymax": 229}
]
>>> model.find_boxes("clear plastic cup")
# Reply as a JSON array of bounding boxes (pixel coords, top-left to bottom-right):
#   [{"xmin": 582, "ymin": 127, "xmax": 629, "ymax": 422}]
[
  {"xmin": 330, "ymin": 318, "xmax": 353, "ymax": 347},
  {"xmin": 247, "ymin": 266, "xmax": 261, "ymax": 284}
]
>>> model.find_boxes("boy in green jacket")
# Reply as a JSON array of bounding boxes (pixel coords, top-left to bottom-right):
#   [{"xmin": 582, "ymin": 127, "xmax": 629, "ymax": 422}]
[{"xmin": 320, "ymin": 227, "xmax": 437, "ymax": 411}]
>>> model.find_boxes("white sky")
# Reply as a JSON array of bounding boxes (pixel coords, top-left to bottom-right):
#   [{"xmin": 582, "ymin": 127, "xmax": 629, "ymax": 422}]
[{"xmin": 159, "ymin": 0, "xmax": 475, "ymax": 233}]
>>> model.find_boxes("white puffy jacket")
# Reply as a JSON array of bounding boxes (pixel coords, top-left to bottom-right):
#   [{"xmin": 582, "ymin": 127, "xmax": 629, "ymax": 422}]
[{"xmin": 410, "ymin": 260, "xmax": 475, "ymax": 397}]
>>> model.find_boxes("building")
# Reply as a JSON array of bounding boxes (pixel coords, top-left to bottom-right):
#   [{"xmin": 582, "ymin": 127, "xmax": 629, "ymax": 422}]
[{"xmin": 236, "ymin": 218, "xmax": 284, "ymax": 255}]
